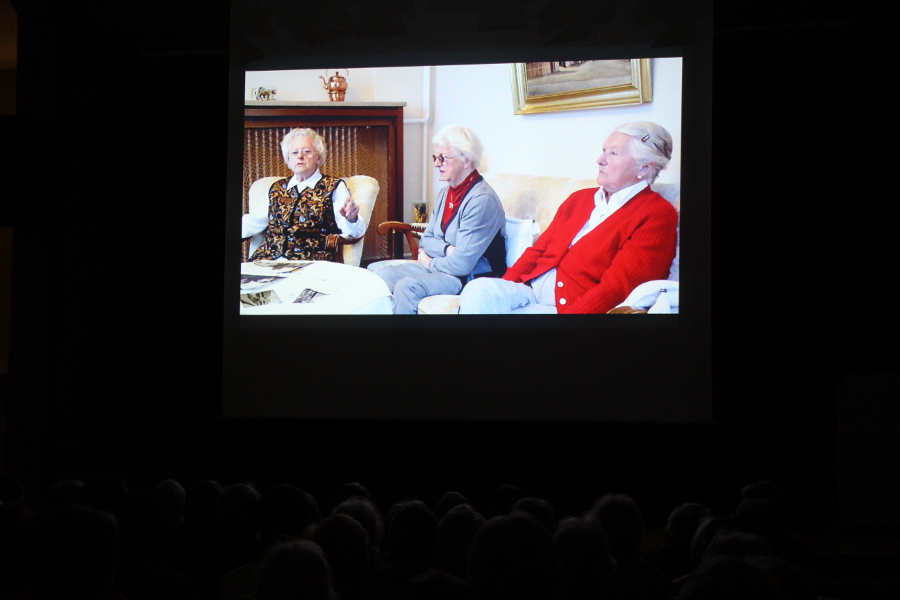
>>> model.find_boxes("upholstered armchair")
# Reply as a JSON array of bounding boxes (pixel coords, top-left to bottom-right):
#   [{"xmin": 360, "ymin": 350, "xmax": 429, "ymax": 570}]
[{"xmin": 242, "ymin": 175, "xmax": 380, "ymax": 267}]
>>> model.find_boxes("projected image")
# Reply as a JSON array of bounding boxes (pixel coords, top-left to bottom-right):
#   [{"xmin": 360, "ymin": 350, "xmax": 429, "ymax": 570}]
[{"xmin": 240, "ymin": 59, "xmax": 682, "ymax": 316}]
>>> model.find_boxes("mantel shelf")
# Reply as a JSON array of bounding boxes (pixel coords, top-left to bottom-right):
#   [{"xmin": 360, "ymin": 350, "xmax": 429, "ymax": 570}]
[{"xmin": 245, "ymin": 101, "xmax": 407, "ymax": 108}]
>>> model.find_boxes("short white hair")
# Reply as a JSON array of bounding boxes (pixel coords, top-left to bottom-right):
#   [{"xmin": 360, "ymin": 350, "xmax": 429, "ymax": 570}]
[
  {"xmin": 432, "ymin": 125, "xmax": 483, "ymax": 169},
  {"xmin": 281, "ymin": 128, "xmax": 327, "ymax": 166},
  {"xmin": 614, "ymin": 121, "xmax": 673, "ymax": 183}
]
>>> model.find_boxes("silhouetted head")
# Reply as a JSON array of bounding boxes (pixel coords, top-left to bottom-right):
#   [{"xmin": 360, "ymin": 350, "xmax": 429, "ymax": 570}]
[
  {"xmin": 590, "ymin": 493, "xmax": 645, "ymax": 558},
  {"xmin": 333, "ymin": 481, "xmax": 371, "ymax": 507},
  {"xmin": 468, "ymin": 512, "xmax": 559, "ymax": 600},
  {"xmin": 154, "ymin": 478, "xmax": 186, "ymax": 528},
  {"xmin": 256, "ymin": 539, "xmax": 336, "ymax": 600},
  {"xmin": 666, "ymin": 503, "xmax": 712, "ymax": 549},
  {"xmin": 257, "ymin": 484, "xmax": 312, "ymax": 545},
  {"xmin": 215, "ymin": 483, "xmax": 261, "ymax": 548},
  {"xmin": 433, "ymin": 491, "xmax": 468, "ymax": 522},
  {"xmin": 333, "ymin": 496, "xmax": 384, "ymax": 559},
  {"xmin": 305, "ymin": 491, "xmax": 323, "ymax": 525},
  {"xmin": 512, "ymin": 497, "xmax": 557, "ymax": 535},
  {"xmin": 44, "ymin": 479, "xmax": 84, "ymax": 507},
  {"xmin": 690, "ymin": 515, "xmax": 736, "ymax": 566},
  {"xmin": 185, "ymin": 479, "xmax": 223, "ymax": 538},
  {"xmin": 388, "ymin": 500, "xmax": 437, "ymax": 579},
  {"xmin": 436, "ymin": 503, "xmax": 485, "ymax": 580},
  {"xmin": 314, "ymin": 513, "xmax": 369, "ymax": 596},
  {"xmin": 554, "ymin": 516, "xmax": 616, "ymax": 599}
]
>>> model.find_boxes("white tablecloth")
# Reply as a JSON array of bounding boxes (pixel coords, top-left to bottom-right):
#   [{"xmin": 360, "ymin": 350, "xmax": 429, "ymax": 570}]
[{"xmin": 240, "ymin": 260, "xmax": 392, "ymax": 315}]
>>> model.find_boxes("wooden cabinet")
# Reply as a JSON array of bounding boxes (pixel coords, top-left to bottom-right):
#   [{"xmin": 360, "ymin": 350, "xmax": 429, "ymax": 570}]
[{"xmin": 244, "ymin": 102, "xmax": 405, "ymax": 263}]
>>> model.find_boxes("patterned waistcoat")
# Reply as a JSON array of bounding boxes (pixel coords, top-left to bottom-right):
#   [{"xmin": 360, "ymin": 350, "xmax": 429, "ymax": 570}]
[{"xmin": 250, "ymin": 175, "xmax": 343, "ymax": 261}]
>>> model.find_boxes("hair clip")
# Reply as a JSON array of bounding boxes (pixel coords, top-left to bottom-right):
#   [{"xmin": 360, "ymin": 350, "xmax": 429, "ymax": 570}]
[{"xmin": 641, "ymin": 133, "xmax": 651, "ymax": 142}]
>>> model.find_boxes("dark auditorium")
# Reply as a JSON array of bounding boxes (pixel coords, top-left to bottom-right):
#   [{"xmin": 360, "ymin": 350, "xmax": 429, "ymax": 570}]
[{"xmin": 0, "ymin": 2, "xmax": 896, "ymax": 600}]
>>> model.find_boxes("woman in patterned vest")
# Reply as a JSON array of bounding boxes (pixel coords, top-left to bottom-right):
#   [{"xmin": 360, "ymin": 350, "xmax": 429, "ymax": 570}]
[{"xmin": 243, "ymin": 128, "xmax": 366, "ymax": 261}]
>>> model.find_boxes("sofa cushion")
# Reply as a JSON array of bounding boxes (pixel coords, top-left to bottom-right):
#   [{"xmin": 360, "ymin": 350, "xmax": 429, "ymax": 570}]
[
  {"xmin": 505, "ymin": 217, "xmax": 540, "ymax": 267},
  {"xmin": 487, "ymin": 173, "xmax": 598, "ymax": 232},
  {"xmin": 418, "ymin": 295, "xmax": 460, "ymax": 314},
  {"xmin": 648, "ymin": 182, "xmax": 680, "ymax": 281},
  {"xmin": 366, "ymin": 259, "xmax": 417, "ymax": 274}
]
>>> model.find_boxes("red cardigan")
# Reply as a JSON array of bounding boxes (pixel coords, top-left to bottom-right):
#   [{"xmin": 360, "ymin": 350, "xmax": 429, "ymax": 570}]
[{"xmin": 503, "ymin": 186, "xmax": 678, "ymax": 314}]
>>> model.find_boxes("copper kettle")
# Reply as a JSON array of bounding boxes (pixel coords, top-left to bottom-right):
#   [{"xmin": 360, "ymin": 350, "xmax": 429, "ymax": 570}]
[{"xmin": 320, "ymin": 69, "xmax": 349, "ymax": 102}]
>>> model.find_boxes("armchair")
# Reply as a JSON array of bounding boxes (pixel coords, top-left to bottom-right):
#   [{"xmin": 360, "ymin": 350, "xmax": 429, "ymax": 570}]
[
  {"xmin": 375, "ymin": 221, "xmax": 427, "ymax": 258},
  {"xmin": 243, "ymin": 175, "xmax": 380, "ymax": 267}
]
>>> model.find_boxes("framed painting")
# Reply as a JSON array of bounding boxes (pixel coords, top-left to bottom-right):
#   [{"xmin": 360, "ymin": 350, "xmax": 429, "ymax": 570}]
[{"xmin": 511, "ymin": 59, "xmax": 652, "ymax": 114}]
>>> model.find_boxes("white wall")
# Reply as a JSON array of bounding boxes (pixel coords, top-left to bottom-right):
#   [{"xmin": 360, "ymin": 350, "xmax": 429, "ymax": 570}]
[
  {"xmin": 430, "ymin": 58, "xmax": 681, "ymax": 201},
  {"xmin": 246, "ymin": 67, "xmax": 426, "ymax": 112},
  {"xmin": 245, "ymin": 58, "xmax": 682, "ymax": 219}
]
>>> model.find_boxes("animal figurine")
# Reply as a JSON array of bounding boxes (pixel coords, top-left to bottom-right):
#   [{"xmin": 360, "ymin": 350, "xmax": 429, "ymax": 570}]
[{"xmin": 252, "ymin": 87, "xmax": 277, "ymax": 101}]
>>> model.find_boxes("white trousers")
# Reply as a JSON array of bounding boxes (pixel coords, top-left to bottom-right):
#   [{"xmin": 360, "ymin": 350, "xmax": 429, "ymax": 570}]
[{"xmin": 459, "ymin": 270, "xmax": 558, "ymax": 314}]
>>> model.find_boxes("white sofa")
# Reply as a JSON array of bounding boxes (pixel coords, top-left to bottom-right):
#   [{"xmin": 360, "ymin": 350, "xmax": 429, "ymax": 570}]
[{"xmin": 371, "ymin": 173, "xmax": 680, "ymax": 314}]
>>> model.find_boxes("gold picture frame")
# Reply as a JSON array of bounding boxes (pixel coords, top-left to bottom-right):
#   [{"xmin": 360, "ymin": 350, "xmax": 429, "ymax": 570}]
[{"xmin": 511, "ymin": 59, "xmax": 652, "ymax": 115}]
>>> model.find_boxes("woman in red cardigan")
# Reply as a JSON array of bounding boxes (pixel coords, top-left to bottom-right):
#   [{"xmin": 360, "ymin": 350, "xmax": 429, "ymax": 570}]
[{"xmin": 459, "ymin": 121, "xmax": 678, "ymax": 314}]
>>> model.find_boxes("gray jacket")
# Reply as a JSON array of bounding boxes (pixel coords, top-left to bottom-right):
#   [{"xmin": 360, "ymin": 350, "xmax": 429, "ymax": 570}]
[{"xmin": 420, "ymin": 178, "xmax": 506, "ymax": 280}]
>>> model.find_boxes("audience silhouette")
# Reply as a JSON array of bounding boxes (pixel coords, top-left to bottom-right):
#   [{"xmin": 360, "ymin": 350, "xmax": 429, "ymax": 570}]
[{"xmin": 0, "ymin": 474, "xmax": 867, "ymax": 600}]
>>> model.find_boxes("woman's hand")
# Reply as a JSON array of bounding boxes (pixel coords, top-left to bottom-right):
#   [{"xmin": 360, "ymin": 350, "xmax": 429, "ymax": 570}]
[
  {"xmin": 446, "ymin": 245, "xmax": 456, "ymax": 257},
  {"xmin": 417, "ymin": 249, "xmax": 433, "ymax": 269},
  {"xmin": 340, "ymin": 196, "xmax": 360, "ymax": 222}
]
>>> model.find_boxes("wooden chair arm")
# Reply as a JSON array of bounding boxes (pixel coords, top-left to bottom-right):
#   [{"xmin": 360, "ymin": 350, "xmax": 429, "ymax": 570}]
[
  {"xmin": 325, "ymin": 234, "xmax": 365, "ymax": 264},
  {"xmin": 376, "ymin": 221, "xmax": 427, "ymax": 258},
  {"xmin": 606, "ymin": 306, "xmax": 649, "ymax": 314},
  {"xmin": 376, "ymin": 221, "xmax": 426, "ymax": 235}
]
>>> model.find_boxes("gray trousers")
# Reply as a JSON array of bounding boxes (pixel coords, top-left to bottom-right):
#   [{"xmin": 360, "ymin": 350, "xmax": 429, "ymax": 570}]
[{"xmin": 375, "ymin": 262, "xmax": 463, "ymax": 314}]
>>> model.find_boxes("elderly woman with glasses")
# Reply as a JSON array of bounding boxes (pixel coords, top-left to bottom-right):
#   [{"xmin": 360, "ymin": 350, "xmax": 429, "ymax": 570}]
[
  {"xmin": 460, "ymin": 121, "xmax": 678, "ymax": 314},
  {"xmin": 243, "ymin": 128, "xmax": 366, "ymax": 261},
  {"xmin": 375, "ymin": 125, "xmax": 506, "ymax": 314}
]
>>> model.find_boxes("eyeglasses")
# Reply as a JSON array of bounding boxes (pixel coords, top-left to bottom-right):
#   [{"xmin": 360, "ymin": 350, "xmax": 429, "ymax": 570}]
[{"xmin": 432, "ymin": 154, "xmax": 461, "ymax": 165}]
